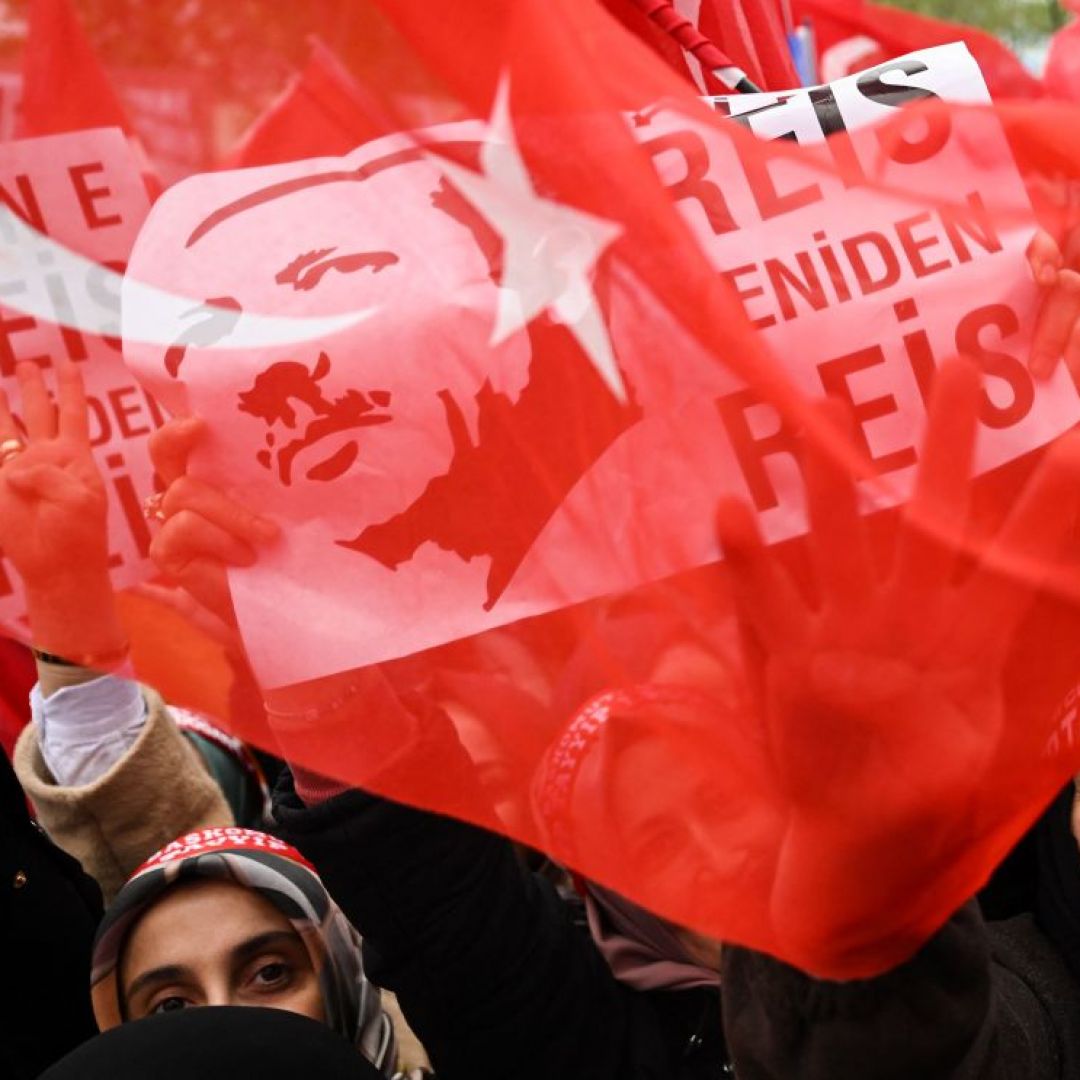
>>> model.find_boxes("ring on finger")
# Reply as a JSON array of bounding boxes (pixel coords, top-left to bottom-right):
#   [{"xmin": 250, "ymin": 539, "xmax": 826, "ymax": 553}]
[
  {"xmin": 0, "ymin": 437, "xmax": 25, "ymax": 466},
  {"xmin": 142, "ymin": 491, "xmax": 167, "ymax": 523}
]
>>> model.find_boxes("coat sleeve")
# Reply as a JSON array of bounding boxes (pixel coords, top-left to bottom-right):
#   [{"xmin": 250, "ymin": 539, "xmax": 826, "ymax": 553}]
[
  {"xmin": 13, "ymin": 688, "xmax": 233, "ymax": 901},
  {"xmin": 271, "ymin": 726, "xmax": 639, "ymax": 1080},
  {"xmin": 720, "ymin": 901, "xmax": 1073, "ymax": 1080}
]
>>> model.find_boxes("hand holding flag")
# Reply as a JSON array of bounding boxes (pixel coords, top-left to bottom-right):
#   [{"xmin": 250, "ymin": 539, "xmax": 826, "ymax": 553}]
[{"xmin": 146, "ymin": 416, "xmax": 280, "ymax": 632}]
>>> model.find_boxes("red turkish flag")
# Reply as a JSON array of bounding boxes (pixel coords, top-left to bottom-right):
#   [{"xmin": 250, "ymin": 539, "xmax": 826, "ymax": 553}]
[
  {"xmin": 795, "ymin": 0, "xmax": 1041, "ymax": 99},
  {"xmin": 113, "ymin": 0, "xmax": 1080, "ymax": 985},
  {"xmin": 16, "ymin": 0, "xmax": 133, "ymax": 138},
  {"xmin": 223, "ymin": 39, "xmax": 386, "ymax": 168}
]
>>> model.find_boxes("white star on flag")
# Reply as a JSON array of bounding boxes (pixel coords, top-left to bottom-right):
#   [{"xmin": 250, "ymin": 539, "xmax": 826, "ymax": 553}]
[{"xmin": 432, "ymin": 78, "xmax": 629, "ymax": 403}]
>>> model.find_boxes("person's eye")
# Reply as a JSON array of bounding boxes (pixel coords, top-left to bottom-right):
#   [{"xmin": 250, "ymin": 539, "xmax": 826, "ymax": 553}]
[
  {"xmin": 149, "ymin": 995, "xmax": 192, "ymax": 1015},
  {"xmin": 250, "ymin": 960, "xmax": 293, "ymax": 990}
]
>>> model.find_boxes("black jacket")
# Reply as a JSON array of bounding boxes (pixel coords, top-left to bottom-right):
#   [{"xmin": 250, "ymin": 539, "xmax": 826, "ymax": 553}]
[
  {"xmin": 0, "ymin": 750, "xmax": 102, "ymax": 1079},
  {"xmin": 272, "ymin": 732, "xmax": 728, "ymax": 1080},
  {"xmin": 721, "ymin": 903, "xmax": 1080, "ymax": 1079},
  {"xmin": 272, "ymin": 731, "xmax": 1080, "ymax": 1080}
]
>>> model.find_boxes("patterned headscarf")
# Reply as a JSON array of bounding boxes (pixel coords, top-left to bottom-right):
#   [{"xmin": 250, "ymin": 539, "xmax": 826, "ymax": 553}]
[
  {"xmin": 90, "ymin": 828, "xmax": 395, "ymax": 1076},
  {"xmin": 534, "ymin": 686, "xmax": 724, "ymax": 992}
]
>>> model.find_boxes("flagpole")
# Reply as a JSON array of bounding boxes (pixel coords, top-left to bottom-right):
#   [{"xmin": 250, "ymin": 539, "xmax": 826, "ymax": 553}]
[{"xmin": 629, "ymin": 0, "xmax": 763, "ymax": 92}]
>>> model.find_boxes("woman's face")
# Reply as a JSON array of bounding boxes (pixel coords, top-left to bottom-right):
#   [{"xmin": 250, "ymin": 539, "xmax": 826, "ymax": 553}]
[{"xmin": 118, "ymin": 879, "xmax": 325, "ymax": 1024}]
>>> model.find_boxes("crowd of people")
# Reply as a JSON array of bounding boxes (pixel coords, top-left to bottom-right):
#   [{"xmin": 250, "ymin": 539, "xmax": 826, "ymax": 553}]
[{"xmin": 5, "ymin": 62, "xmax": 1080, "ymax": 1078}]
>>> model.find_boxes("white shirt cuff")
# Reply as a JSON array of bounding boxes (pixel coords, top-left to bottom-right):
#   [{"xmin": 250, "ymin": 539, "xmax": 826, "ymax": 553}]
[{"xmin": 32, "ymin": 675, "xmax": 148, "ymax": 788}]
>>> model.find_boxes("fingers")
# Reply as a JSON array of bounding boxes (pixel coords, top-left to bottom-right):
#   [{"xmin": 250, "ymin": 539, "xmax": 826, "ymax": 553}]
[
  {"xmin": 1031, "ymin": 269, "xmax": 1080, "ymax": 379},
  {"xmin": 959, "ymin": 431, "xmax": 1080, "ymax": 658},
  {"xmin": 145, "ymin": 552, "xmax": 238, "ymax": 632},
  {"xmin": 15, "ymin": 361, "xmax": 56, "ymax": 440},
  {"xmin": 717, "ymin": 495, "xmax": 810, "ymax": 653},
  {"xmin": 1028, "ymin": 227, "xmax": 1063, "ymax": 287},
  {"xmin": 161, "ymin": 474, "xmax": 278, "ymax": 547},
  {"xmin": 799, "ymin": 398, "xmax": 874, "ymax": 617},
  {"xmin": 0, "ymin": 387, "xmax": 18, "ymax": 443},
  {"xmin": 55, "ymin": 358, "xmax": 90, "ymax": 444},
  {"xmin": 130, "ymin": 582, "xmax": 241, "ymax": 641},
  {"xmin": 893, "ymin": 357, "xmax": 980, "ymax": 602},
  {"xmin": 148, "ymin": 415, "xmax": 206, "ymax": 486},
  {"xmin": 150, "ymin": 509, "xmax": 259, "ymax": 582}
]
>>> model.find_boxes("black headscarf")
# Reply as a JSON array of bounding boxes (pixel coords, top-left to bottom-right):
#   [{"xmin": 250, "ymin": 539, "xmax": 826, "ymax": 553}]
[{"xmin": 41, "ymin": 1006, "xmax": 383, "ymax": 1080}]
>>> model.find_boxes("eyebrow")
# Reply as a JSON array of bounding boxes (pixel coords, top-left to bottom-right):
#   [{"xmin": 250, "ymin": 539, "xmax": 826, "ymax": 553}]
[
  {"xmin": 185, "ymin": 139, "xmax": 479, "ymax": 248},
  {"xmin": 229, "ymin": 930, "xmax": 302, "ymax": 969},
  {"xmin": 124, "ymin": 963, "xmax": 191, "ymax": 1004},
  {"xmin": 124, "ymin": 930, "xmax": 302, "ymax": 1004}
]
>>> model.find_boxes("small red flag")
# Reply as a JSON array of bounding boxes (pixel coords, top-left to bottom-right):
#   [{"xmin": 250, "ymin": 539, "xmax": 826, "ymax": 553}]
[
  {"xmin": 16, "ymin": 0, "xmax": 132, "ymax": 138},
  {"xmin": 223, "ymin": 39, "xmax": 386, "ymax": 169}
]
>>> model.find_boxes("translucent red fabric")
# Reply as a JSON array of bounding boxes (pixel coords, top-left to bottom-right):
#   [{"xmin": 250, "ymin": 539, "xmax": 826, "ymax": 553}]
[
  {"xmin": 794, "ymin": 0, "xmax": 1042, "ymax": 98},
  {"xmin": 3, "ymin": 0, "xmax": 1080, "ymax": 980},
  {"xmin": 1045, "ymin": 15, "xmax": 1080, "ymax": 103}
]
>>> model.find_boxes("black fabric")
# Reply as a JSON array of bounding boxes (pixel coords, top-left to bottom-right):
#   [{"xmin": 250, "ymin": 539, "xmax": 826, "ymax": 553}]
[
  {"xmin": 720, "ymin": 902, "xmax": 1080, "ymax": 1079},
  {"xmin": 0, "ymin": 749, "xmax": 102, "ymax": 1080},
  {"xmin": 988, "ymin": 913, "xmax": 1080, "ymax": 1078},
  {"xmin": 40, "ymin": 1005, "xmax": 380, "ymax": 1080},
  {"xmin": 272, "ymin": 725, "xmax": 729, "ymax": 1080},
  {"xmin": 978, "ymin": 826, "xmax": 1040, "ymax": 920},
  {"xmin": 1036, "ymin": 782, "xmax": 1080, "ymax": 985}
]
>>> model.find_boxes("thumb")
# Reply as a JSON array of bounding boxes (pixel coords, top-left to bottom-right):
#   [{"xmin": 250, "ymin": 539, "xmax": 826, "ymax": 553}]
[{"xmin": 149, "ymin": 415, "xmax": 206, "ymax": 486}]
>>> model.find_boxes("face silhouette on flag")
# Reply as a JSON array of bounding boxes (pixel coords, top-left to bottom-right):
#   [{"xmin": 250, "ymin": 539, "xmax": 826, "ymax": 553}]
[
  {"xmin": 139, "ymin": 140, "xmax": 505, "ymax": 522},
  {"xmin": 124, "ymin": 125, "xmax": 641, "ymax": 682}
]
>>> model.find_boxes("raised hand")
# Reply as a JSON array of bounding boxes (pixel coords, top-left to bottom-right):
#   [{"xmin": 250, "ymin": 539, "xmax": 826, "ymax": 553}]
[
  {"xmin": 0, "ymin": 361, "xmax": 106, "ymax": 579},
  {"xmin": 147, "ymin": 416, "xmax": 279, "ymax": 629},
  {"xmin": 0, "ymin": 360, "xmax": 125, "ymax": 663},
  {"xmin": 717, "ymin": 357, "xmax": 1080, "ymax": 972}
]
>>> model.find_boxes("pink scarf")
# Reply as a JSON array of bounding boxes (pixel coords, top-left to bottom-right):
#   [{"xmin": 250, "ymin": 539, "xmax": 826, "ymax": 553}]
[{"xmin": 586, "ymin": 883, "xmax": 722, "ymax": 992}]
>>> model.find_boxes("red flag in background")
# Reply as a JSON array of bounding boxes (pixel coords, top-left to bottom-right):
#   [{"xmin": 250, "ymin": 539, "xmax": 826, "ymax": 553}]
[
  {"xmin": 223, "ymin": 38, "xmax": 385, "ymax": 168},
  {"xmin": 795, "ymin": 0, "xmax": 1042, "ymax": 98},
  {"xmin": 118, "ymin": 0, "xmax": 1080, "ymax": 984},
  {"xmin": 1045, "ymin": 3, "xmax": 1080, "ymax": 102},
  {"xmin": 16, "ymin": 0, "xmax": 161, "ymax": 195},
  {"xmin": 16, "ymin": 0, "xmax": 132, "ymax": 137}
]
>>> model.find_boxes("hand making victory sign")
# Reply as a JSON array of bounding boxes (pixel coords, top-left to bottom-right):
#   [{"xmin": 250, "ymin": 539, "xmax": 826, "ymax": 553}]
[
  {"xmin": 717, "ymin": 357, "xmax": 1080, "ymax": 976},
  {"xmin": 0, "ymin": 359, "xmax": 126, "ymax": 667}
]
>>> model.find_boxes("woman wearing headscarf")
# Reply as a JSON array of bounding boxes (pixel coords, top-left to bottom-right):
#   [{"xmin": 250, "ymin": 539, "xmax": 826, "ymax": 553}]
[{"xmin": 89, "ymin": 826, "xmax": 398, "ymax": 1075}]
